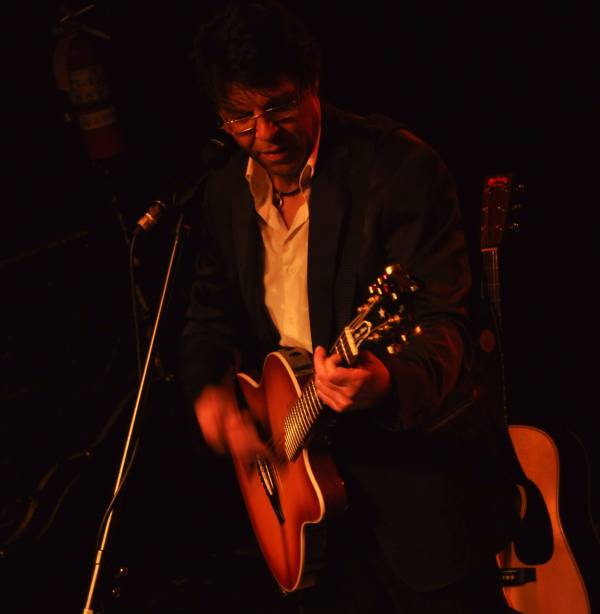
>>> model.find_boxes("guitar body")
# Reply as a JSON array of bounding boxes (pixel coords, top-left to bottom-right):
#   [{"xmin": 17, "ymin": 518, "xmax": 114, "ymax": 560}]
[
  {"xmin": 498, "ymin": 425, "xmax": 591, "ymax": 614},
  {"xmin": 235, "ymin": 348, "xmax": 347, "ymax": 593},
  {"xmin": 228, "ymin": 265, "xmax": 417, "ymax": 591}
]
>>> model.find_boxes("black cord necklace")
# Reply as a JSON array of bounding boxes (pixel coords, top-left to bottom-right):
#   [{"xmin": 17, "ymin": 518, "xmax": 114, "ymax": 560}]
[{"xmin": 273, "ymin": 186, "xmax": 301, "ymax": 208}]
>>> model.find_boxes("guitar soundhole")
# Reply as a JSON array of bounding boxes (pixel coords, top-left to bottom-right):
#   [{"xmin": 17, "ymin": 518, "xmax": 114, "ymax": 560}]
[{"xmin": 256, "ymin": 455, "xmax": 285, "ymax": 524}]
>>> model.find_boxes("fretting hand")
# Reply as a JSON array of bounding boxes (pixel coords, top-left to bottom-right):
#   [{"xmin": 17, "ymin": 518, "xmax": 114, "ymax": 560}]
[{"xmin": 313, "ymin": 345, "xmax": 391, "ymax": 413}]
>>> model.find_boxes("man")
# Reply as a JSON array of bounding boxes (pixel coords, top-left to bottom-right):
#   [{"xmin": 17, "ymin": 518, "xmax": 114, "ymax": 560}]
[{"xmin": 182, "ymin": 2, "xmax": 519, "ymax": 612}]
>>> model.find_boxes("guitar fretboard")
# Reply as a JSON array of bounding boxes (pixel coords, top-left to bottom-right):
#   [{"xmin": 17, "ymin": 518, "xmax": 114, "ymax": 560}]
[
  {"xmin": 283, "ymin": 329, "xmax": 360, "ymax": 461},
  {"xmin": 482, "ymin": 247, "xmax": 502, "ymax": 324}
]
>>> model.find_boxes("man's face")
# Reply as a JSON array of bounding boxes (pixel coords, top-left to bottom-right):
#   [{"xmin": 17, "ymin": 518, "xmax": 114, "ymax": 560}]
[{"xmin": 217, "ymin": 78, "xmax": 320, "ymax": 183}]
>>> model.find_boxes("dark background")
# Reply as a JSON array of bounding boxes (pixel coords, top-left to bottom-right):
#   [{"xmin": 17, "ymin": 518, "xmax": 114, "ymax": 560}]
[{"xmin": 2, "ymin": 1, "xmax": 599, "ymax": 612}]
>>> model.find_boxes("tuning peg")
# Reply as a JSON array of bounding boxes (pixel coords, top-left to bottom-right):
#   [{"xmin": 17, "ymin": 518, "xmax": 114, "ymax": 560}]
[{"xmin": 386, "ymin": 335, "xmax": 410, "ymax": 355}]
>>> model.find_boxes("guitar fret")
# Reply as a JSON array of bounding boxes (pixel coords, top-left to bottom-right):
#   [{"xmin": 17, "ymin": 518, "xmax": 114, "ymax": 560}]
[
  {"xmin": 288, "ymin": 405, "xmax": 298, "ymax": 451},
  {"xmin": 304, "ymin": 382, "xmax": 319, "ymax": 421},
  {"xmin": 305, "ymin": 390, "xmax": 317, "ymax": 425},
  {"xmin": 308, "ymin": 381, "xmax": 322, "ymax": 418},
  {"xmin": 294, "ymin": 401, "xmax": 304, "ymax": 444},
  {"xmin": 483, "ymin": 249, "xmax": 502, "ymax": 322},
  {"xmin": 298, "ymin": 394, "xmax": 311, "ymax": 437},
  {"xmin": 292, "ymin": 427, "xmax": 301, "ymax": 456},
  {"xmin": 296, "ymin": 396, "xmax": 305, "ymax": 430},
  {"xmin": 346, "ymin": 334, "xmax": 354, "ymax": 363},
  {"xmin": 289, "ymin": 412, "xmax": 302, "ymax": 459},
  {"xmin": 286, "ymin": 415, "xmax": 296, "ymax": 458},
  {"xmin": 304, "ymin": 398, "xmax": 313, "ymax": 424},
  {"xmin": 285, "ymin": 384, "xmax": 319, "ymax": 461},
  {"xmin": 340, "ymin": 335, "xmax": 352, "ymax": 366}
]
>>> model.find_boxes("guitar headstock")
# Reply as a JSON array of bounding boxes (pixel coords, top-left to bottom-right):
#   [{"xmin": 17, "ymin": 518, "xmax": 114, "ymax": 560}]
[
  {"xmin": 334, "ymin": 264, "xmax": 421, "ymax": 364},
  {"xmin": 480, "ymin": 173, "xmax": 524, "ymax": 251}
]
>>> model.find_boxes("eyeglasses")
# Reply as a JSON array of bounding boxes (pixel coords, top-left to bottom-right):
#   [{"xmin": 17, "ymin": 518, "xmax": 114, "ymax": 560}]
[{"xmin": 219, "ymin": 97, "xmax": 300, "ymax": 136}]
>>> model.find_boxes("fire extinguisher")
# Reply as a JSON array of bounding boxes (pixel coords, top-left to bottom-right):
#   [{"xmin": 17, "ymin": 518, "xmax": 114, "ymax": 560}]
[{"xmin": 54, "ymin": 8, "xmax": 122, "ymax": 161}]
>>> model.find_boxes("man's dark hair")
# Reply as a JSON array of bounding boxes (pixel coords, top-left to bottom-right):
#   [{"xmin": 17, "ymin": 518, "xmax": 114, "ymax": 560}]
[{"xmin": 192, "ymin": 0, "xmax": 320, "ymax": 105}]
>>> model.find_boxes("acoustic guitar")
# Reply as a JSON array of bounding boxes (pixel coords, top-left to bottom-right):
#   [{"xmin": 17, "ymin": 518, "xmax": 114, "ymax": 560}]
[
  {"xmin": 234, "ymin": 264, "xmax": 420, "ymax": 592},
  {"xmin": 478, "ymin": 174, "xmax": 592, "ymax": 613}
]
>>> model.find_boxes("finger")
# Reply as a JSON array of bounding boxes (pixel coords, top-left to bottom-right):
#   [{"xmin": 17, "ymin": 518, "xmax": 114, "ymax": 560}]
[
  {"xmin": 326, "ymin": 351, "xmax": 343, "ymax": 368},
  {"xmin": 195, "ymin": 386, "xmax": 238, "ymax": 454},
  {"xmin": 319, "ymin": 385, "xmax": 369, "ymax": 413},
  {"xmin": 225, "ymin": 412, "xmax": 267, "ymax": 463},
  {"xmin": 315, "ymin": 384, "xmax": 347, "ymax": 413},
  {"xmin": 356, "ymin": 350, "xmax": 383, "ymax": 369},
  {"xmin": 317, "ymin": 364, "xmax": 369, "ymax": 393},
  {"xmin": 313, "ymin": 345, "xmax": 327, "ymax": 377},
  {"xmin": 195, "ymin": 404, "xmax": 226, "ymax": 453}
]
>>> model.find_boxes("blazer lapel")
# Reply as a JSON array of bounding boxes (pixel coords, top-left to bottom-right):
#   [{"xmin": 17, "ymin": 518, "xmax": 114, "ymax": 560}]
[
  {"xmin": 229, "ymin": 159, "xmax": 278, "ymax": 348},
  {"xmin": 308, "ymin": 117, "xmax": 354, "ymax": 349}
]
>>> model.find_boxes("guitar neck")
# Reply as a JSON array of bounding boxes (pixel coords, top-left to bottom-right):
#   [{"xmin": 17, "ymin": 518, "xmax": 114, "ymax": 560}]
[
  {"xmin": 283, "ymin": 265, "xmax": 420, "ymax": 461},
  {"xmin": 283, "ymin": 377, "xmax": 323, "ymax": 461},
  {"xmin": 479, "ymin": 174, "xmax": 517, "ymax": 427},
  {"xmin": 482, "ymin": 247, "xmax": 502, "ymax": 323},
  {"xmin": 284, "ymin": 329, "xmax": 359, "ymax": 461}
]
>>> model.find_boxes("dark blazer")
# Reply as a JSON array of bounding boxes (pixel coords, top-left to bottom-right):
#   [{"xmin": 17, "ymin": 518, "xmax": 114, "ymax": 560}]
[{"xmin": 181, "ymin": 103, "xmax": 518, "ymax": 591}]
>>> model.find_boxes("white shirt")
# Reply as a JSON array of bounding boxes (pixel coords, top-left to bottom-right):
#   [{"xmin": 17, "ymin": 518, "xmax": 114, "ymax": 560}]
[{"xmin": 245, "ymin": 128, "xmax": 321, "ymax": 353}]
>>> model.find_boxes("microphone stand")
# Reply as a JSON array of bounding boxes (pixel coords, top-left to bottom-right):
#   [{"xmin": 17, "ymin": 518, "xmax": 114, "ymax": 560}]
[{"xmin": 81, "ymin": 209, "xmax": 191, "ymax": 614}]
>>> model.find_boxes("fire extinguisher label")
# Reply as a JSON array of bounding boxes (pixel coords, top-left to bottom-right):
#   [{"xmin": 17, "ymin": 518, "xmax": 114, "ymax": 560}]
[
  {"xmin": 78, "ymin": 107, "xmax": 117, "ymax": 131},
  {"xmin": 69, "ymin": 65, "xmax": 110, "ymax": 106}
]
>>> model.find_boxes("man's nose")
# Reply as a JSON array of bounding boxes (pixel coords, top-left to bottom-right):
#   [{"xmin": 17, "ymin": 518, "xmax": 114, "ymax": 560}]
[{"xmin": 254, "ymin": 114, "xmax": 279, "ymax": 140}]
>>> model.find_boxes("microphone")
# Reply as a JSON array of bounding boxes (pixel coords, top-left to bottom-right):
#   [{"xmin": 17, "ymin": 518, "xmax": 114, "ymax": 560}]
[
  {"xmin": 135, "ymin": 199, "xmax": 168, "ymax": 234},
  {"xmin": 133, "ymin": 137, "xmax": 232, "ymax": 235}
]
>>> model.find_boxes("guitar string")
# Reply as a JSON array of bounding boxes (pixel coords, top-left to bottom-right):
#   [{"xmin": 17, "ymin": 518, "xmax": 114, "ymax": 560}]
[
  {"xmin": 256, "ymin": 295, "xmax": 400, "ymax": 459},
  {"xmin": 258, "ymin": 374, "xmax": 324, "ymax": 461},
  {"xmin": 259, "ymin": 339, "xmax": 351, "ymax": 461},
  {"xmin": 259, "ymin": 320, "xmax": 388, "ymax": 460},
  {"xmin": 250, "ymin": 283, "xmax": 414, "ymax": 462}
]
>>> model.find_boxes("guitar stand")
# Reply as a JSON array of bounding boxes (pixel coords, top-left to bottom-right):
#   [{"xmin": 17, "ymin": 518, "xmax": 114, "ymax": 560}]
[{"xmin": 81, "ymin": 212, "xmax": 190, "ymax": 614}]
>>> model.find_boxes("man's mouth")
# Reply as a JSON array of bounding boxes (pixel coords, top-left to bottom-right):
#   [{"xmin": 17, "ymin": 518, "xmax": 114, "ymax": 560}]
[{"xmin": 258, "ymin": 147, "xmax": 291, "ymax": 161}]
